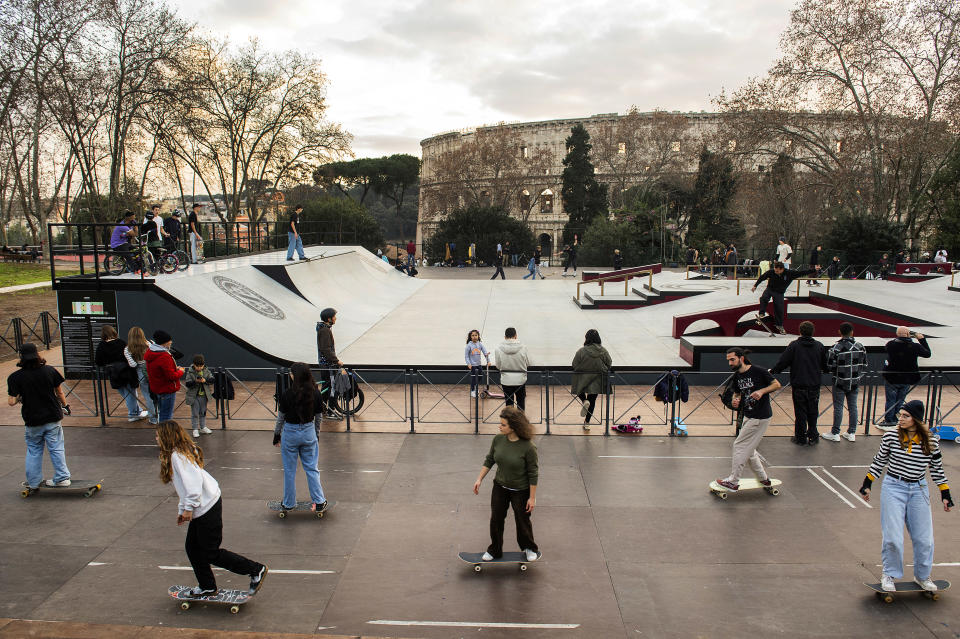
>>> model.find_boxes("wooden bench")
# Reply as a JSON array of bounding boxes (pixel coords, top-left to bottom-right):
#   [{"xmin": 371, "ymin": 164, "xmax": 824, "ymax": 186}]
[{"xmin": 0, "ymin": 252, "xmax": 41, "ymax": 263}]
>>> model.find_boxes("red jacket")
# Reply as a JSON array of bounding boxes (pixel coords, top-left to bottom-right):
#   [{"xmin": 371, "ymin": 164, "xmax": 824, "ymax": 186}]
[{"xmin": 144, "ymin": 346, "xmax": 184, "ymax": 394}]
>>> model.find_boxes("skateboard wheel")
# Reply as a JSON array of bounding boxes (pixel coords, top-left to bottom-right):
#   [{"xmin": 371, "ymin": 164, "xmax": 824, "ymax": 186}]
[
  {"xmin": 84, "ymin": 489, "xmax": 94, "ymax": 498},
  {"xmin": 20, "ymin": 489, "xmax": 29, "ymax": 498},
  {"xmin": 316, "ymin": 511, "xmax": 323, "ymax": 518},
  {"xmin": 719, "ymin": 492, "xmax": 728, "ymax": 500},
  {"xmin": 180, "ymin": 602, "xmax": 190, "ymax": 610},
  {"xmin": 473, "ymin": 565, "xmax": 482, "ymax": 572},
  {"xmin": 278, "ymin": 511, "xmax": 286, "ymax": 519},
  {"xmin": 520, "ymin": 564, "xmax": 527, "ymax": 571},
  {"xmin": 884, "ymin": 595, "xmax": 893, "ymax": 603},
  {"xmin": 230, "ymin": 605, "xmax": 240, "ymax": 614}
]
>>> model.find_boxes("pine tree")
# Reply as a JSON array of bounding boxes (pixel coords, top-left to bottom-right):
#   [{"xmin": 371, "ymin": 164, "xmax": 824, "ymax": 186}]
[
  {"xmin": 685, "ymin": 147, "xmax": 742, "ymax": 247},
  {"xmin": 561, "ymin": 124, "xmax": 608, "ymax": 245}
]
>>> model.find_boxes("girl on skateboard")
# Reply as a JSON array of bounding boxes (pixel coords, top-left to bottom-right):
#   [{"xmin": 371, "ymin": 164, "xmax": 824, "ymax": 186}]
[
  {"xmin": 156, "ymin": 420, "xmax": 267, "ymax": 597},
  {"xmin": 274, "ymin": 362, "xmax": 327, "ymax": 513},
  {"xmin": 473, "ymin": 407, "xmax": 539, "ymax": 562},
  {"xmin": 859, "ymin": 400, "xmax": 953, "ymax": 593}
]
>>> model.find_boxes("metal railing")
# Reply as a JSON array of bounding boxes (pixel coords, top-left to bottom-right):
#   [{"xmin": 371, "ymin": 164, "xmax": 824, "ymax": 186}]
[
  {"xmin": 1, "ymin": 312, "xmax": 58, "ymax": 353},
  {"xmin": 575, "ymin": 269, "xmax": 654, "ymax": 300}
]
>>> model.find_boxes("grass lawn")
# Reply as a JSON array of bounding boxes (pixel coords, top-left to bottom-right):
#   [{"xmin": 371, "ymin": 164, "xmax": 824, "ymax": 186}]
[{"xmin": 0, "ymin": 263, "xmax": 78, "ymax": 288}]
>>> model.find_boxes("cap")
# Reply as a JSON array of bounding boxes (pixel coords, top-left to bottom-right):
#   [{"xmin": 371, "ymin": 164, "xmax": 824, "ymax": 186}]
[
  {"xmin": 152, "ymin": 330, "xmax": 172, "ymax": 344},
  {"xmin": 19, "ymin": 342, "xmax": 39, "ymax": 362},
  {"xmin": 172, "ymin": 211, "xmax": 181, "ymax": 217},
  {"xmin": 145, "ymin": 211, "xmax": 155, "ymax": 219},
  {"xmin": 902, "ymin": 399, "xmax": 924, "ymax": 422}
]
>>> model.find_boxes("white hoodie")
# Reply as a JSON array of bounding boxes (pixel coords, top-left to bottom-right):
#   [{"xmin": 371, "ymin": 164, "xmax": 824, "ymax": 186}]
[
  {"xmin": 496, "ymin": 339, "xmax": 530, "ymax": 386},
  {"xmin": 171, "ymin": 450, "xmax": 221, "ymax": 517}
]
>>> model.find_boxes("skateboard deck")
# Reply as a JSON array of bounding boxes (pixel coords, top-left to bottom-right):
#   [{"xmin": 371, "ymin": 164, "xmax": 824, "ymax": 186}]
[
  {"xmin": 168, "ymin": 585, "xmax": 251, "ymax": 613},
  {"xmin": 20, "ymin": 479, "xmax": 102, "ymax": 498},
  {"xmin": 709, "ymin": 477, "xmax": 782, "ymax": 500},
  {"xmin": 865, "ymin": 580, "xmax": 950, "ymax": 603},
  {"xmin": 459, "ymin": 551, "xmax": 542, "ymax": 572},
  {"xmin": 266, "ymin": 499, "xmax": 336, "ymax": 519},
  {"xmin": 755, "ymin": 314, "xmax": 777, "ymax": 337}
]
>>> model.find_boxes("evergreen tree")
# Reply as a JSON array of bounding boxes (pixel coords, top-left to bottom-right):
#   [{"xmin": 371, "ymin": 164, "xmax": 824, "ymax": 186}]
[
  {"xmin": 561, "ymin": 124, "xmax": 608, "ymax": 245},
  {"xmin": 685, "ymin": 147, "xmax": 742, "ymax": 248}
]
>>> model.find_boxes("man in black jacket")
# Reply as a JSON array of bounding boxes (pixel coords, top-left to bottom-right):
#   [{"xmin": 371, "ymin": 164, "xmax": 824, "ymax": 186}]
[
  {"xmin": 751, "ymin": 262, "xmax": 814, "ymax": 334},
  {"xmin": 315, "ymin": 307, "xmax": 343, "ymax": 421},
  {"xmin": 771, "ymin": 321, "xmax": 827, "ymax": 445},
  {"xmin": 881, "ymin": 326, "xmax": 931, "ymax": 428},
  {"xmin": 807, "ymin": 245, "xmax": 822, "ymax": 287}
]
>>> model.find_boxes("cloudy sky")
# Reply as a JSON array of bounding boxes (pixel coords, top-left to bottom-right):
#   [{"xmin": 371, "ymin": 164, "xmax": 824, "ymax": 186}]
[{"xmin": 168, "ymin": 0, "xmax": 793, "ymax": 159}]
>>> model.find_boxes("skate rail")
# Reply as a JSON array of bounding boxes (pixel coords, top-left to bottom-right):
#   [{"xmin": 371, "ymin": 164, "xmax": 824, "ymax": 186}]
[{"xmin": 575, "ymin": 269, "xmax": 654, "ymax": 301}]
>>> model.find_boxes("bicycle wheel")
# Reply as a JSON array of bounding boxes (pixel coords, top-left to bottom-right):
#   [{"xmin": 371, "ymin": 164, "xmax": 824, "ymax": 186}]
[
  {"xmin": 333, "ymin": 389, "xmax": 364, "ymax": 415},
  {"xmin": 103, "ymin": 255, "xmax": 124, "ymax": 276},
  {"xmin": 175, "ymin": 250, "xmax": 189, "ymax": 271},
  {"xmin": 160, "ymin": 254, "xmax": 178, "ymax": 274}
]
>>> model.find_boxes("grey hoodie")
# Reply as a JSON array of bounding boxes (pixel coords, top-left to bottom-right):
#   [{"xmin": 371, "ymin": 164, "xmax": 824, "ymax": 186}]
[{"xmin": 496, "ymin": 339, "xmax": 530, "ymax": 386}]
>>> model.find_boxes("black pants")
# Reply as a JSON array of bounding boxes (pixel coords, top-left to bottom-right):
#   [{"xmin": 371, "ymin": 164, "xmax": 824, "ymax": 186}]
[
  {"xmin": 490, "ymin": 264, "xmax": 505, "ymax": 279},
  {"xmin": 792, "ymin": 385, "xmax": 820, "ymax": 442},
  {"xmin": 503, "ymin": 384, "xmax": 526, "ymax": 411},
  {"xmin": 185, "ymin": 498, "xmax": 262, "ymax": 590},
  {"xmin": 578, "ymin": 392, "xmax": 598, "ymax": 421},
  {"xmin": 758, "ymin": 288, "xmax": 785, "ymax": 327},
  {"xmin": 488, "ymin": 481, "xmax": 537, "ymax": 558},
  {"xmin": 564, "ymin": 255, "xmax": 577, "ymax": 272}
]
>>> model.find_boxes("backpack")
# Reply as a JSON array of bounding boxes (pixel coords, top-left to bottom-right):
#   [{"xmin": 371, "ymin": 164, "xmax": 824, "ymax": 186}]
[{"xmin": 211, "ymin": 377, "xmax": 235, "ymax": 400}]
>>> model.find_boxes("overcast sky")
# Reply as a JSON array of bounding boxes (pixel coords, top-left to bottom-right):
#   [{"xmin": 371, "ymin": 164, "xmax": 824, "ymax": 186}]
[{"xmin": 167, "ymin": 0, "xmax": 793, "ymax": 159}]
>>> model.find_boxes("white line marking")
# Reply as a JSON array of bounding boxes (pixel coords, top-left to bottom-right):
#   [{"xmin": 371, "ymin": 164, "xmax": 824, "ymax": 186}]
[
  {"xmin": 368, "ymin": 620, "xmax": 580, "ymax": 629},
  {"xmin": 770, "ymin": 465, "xmax": 822, "ymax": 469},
  {"xmin": 832, "ymin": 465, "xmax": 870, "ymax": 468},
  {"xmin": 598, "ymin": 455, "xmax": 729, "ymax": 459},
  {"xmin": 158, "ymin": 566, "xmax": 335, "ymax": 574},
  {"xmin": 360, "ymin": 470, "xmax": 385, "ymax": 473},
  {"xmin": 807, "ymin": 468, "xmax": 856, "ymax": 508},
  {"xmin": 87, "ymin": 562, "xmax": 110, "ymax": 566},
  {"xmin": 819, "ymin": 468, "xmax": 872, "ymax": 508},
  {"xmin": 125, "ymin": 444, "xmax": 156, "ymax": 447}
]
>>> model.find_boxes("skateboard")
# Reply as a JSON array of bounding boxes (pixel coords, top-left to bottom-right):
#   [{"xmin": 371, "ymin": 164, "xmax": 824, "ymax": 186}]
[
  {"xmin": 865, "ymin": 580, "xmax": 950, "ymax": 603},
  {"xmin": 20, "ymin": 479, "xmax": 102, "ymax": 498},
  {"xmin": 266, "ymin": 499, "xmax": 336, "ymax": 519},
  {"xmin": 168, "ymin": 585, "xmax": 251, "ymax": 614},
  {"xmin": 709, "ymin": 477, "xmax": 782, "ymax": 500},
  {"xmin": 458, "ymin": 551, "xmax": 542, "ymax": 572},
  {"xmin": 755, "ymin": 314, "xmax": 778, "ymax": 337}
]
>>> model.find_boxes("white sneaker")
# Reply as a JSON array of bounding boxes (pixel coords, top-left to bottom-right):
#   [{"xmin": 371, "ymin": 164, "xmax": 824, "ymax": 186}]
[
  {"xmin": 481, "ymin": 552, "xmax": 494, "ymax": 561},
  {"xmin": 470, "ymin": 390, "xmax": 477, "ymax": 398},
  {"xmin": 841, "ymin": 432, "xmax": 856, "ymax": 442},
  {"xmin": 821, "ymin": 432, "xmax": 841, "ymax": 441},
  {"xmin": 192, "ymin": 429, "xmax": 200, "ymax": 438},
  {"xmin": 138, "ymin": 409, "xmax": 149, "ymax": 419},
  {"xmin": 917, "ymin": 578, "xmax": 938, "ymax": 591},
  {"xmin": 128, "ymin": 416, "xmax": 141, "ymax": 422},
  {"xmin": 580, "ymin": 403, "xmax": 590, "ymax": 417},
  {"xmin": 881, "ymin": 574, "xmax": 896, "ymax": 592},
  {"xmin": 524, "ymin": 549, "xmax": 538, "ymax": 562},
  {"xmin": 44, "ymin": 478, "xmax": 71, "ymax": 487},
  {"xmin": 199, "ymin": 427, "xmax": 213, "ymax": 434}
]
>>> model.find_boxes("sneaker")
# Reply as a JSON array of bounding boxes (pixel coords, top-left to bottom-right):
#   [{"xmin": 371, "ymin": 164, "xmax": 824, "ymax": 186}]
[
  {"xmin": 807, "ymin": 436, "xmax": 819, "ymax": 445},
  {"xmin": 199, "ymin": 427, "xmax": 213, "ymax": 434},
  {"xmin": 470, "ymin": 390, "xmax": 477, "ymax": 398},
  {"xmin": 323, "ymin": 410, "xmax": 343, "ymax": 421},
  {"xmin": 821, "ymin": 432, "xmax": 841, "ymax": 441},
  {"xmin": 582, "ymin": 421, "xmax": 590, "ymax": 431},
  {"xmin": 580, "ymin": 402, "xmax": 589, "ymax": 417},
  {"xmin": 881, "ymin": 574, "xmax": 896, "ymax": 592},
  {"xmin": 758, "ymin": 478, "xmax": 772, "ymax": 487},
  {"xmin": 715, "ymin": 478, "xmax": 739, "ymax": 491},
  {"xmin": 916, "ymin": 578, "xmax": 938, "ymax": 592},
  {"xmin": 187, "ymin": 587, "xmax": 218, "ymax": 597},
  {"xmin": 139, "ymin": 409, "xmax": 149, "ymax": 419},
  {"xmin": 44, "ymin": 478, "xmax": 71, "ymax": 487},
  {"xmin": 791, "ymin": 436, "xmax": 807, "ymax": 446},
  {"xmin": 286, "ymin": 258, "xmax": 295, "ymax": 261},
  {"xmin": 524, "ymin": 549, "xmax": 539, "ymax": 562},
  {"xmin": 128, "ymin": 415, "xmax": 141, "ymax": 422},
  {"xmin": 192, "ymin": 429, "xmax": 200, "ymax": 438},
  {"xmin": 842, "ymin": 432, "xmax": 856, "ymax": 442},
  {"xmin": 249, "ymin": 565, "xmax": 268, "ymax": 595},
  {"xmin": 481, "ymin": 552, "xmax": 494, "ymax": 561},
  {"xmin": 311, "ymin": 501, "xmax": 327, "ymax": 513},
  {"xmin": 776, "ymin": 326, "xmax": 786, "ymax": 334}
]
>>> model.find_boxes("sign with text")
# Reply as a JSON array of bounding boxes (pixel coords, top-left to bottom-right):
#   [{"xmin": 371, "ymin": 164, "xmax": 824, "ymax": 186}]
[{"xmin": 57, "ymin": 290, "xmax": 118, "ymax": 378}]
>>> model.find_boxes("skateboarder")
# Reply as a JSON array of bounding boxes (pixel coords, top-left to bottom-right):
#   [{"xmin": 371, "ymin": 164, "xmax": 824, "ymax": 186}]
[
  {"xmin": 274, "ymin": 363, "xmax": 327, "ymax": 513},
  {"xmin": 490, "ymin": 250, "xmax": 506, "ymax": 280},
  {"xmin": 286, "ymin": 204, "xmax": 306, "ymax": 261},
  {"xmin": 495, "ymin": 327, "xmax": 530, "ymax": 411},
  {"xmin": 465, "ymin": 329, "xmax": 492, "ymax": 398},
  {"xmin": 156, "ymin": 420, "xmax": 268, "ymax": 597},
  {"xmin": 472, "ymin": 407, "xmax": 539, "ymax": 562},
  {"xmin": 715, "ymin": 347, "xmax": 781, "ymax": 492},
  {"xmin": 316, "ymin": 308, "xmax": 343, "ymax": 421},
  {"xmin": 750, "ymin": 261, "xmax": 814, "ymax": 333},
  {"xmin": 7, "ymin": 343, "xmax": 72, "ymax": 490},
  {"xmin": 770, "ymin": 321, "xmax": 828, "ymax": 446},
  {"xmin": 859, "ymin": 400, "xmax": 953, "ymax": 593}
]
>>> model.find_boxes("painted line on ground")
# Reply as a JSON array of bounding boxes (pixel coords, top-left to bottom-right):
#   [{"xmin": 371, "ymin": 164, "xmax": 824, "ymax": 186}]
[
  {"xmin": 368, "ymin": 620, "xmax": 580, "ymax": 629},
  {"xmin": 125, "ymin": 444, "xmax": 156, "ymax": 447},
  {"xmin": 770, "ymin": 465, "xmax": 821, "ymax": 469},
  {"xmin": 598, "ymin": 455, "xmax": 729, "ymax": 459},
  {"xmin": 819, "ymin": 467, "xmax": 872, "ymax": 508},
  {"xmin": 832, "ymin": 465, "xmax": 870, "ymax": 468},
  {"xmin": 158, "ymin": 565, "xmax": 336, "ymax": 574},
  {"xmin": 87, "ymin": 562, "xmax": 110, "ymax": 566},
  {"xmin": 807, "ymin": 468, "xmax": 856, "ymax": 508}
]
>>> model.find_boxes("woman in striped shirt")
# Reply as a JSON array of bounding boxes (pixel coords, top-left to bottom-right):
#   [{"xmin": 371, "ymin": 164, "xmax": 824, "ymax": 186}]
[{"xmin": 859, "ymin": 399, "xmax": 953, "ymax": 592}]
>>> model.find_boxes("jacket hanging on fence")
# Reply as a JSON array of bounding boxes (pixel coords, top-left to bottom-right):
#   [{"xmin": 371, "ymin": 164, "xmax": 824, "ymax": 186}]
[{"xmin": 654, "ymin": 371, "xmax": 689, "ymax": 404}]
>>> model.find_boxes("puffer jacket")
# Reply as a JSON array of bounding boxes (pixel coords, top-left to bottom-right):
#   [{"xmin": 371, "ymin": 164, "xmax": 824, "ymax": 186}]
[
  {"xmin": 496, "ymin": 340, "xmax": 530, "ymax": 386},
  {"xmin": 183, "ymin": 366, "xmax": 215, "ymax": 406},
  {"xmin": 571, "ymin": 344, "xmax": 612, "ymax": 395},
  {"xmin": 144, "ymin": 343, "xmax": 183, "ymax": 394}
]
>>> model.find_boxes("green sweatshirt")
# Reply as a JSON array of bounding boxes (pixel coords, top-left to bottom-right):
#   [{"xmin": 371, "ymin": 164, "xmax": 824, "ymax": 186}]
[{"xmin": 483, "ymin": 434, "xmax": 538, "ymax": 490}]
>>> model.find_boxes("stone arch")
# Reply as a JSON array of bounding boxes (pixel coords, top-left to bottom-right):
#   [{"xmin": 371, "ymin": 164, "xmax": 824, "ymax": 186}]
[
  {"xmin": 539, "ymin": 189, "xmax": 553, "ymax": 214},
  {"xmin": 538, "ymin": 233, "xmax": 553, "ymax": 260},
  {"xmin": 519, "ymin": 189, "xmax": 531, "ymax": 213}
]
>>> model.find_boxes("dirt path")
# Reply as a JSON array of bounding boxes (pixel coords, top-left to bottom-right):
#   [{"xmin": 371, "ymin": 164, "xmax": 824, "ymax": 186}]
[{"xmin": 0, "ymin": 288, "xmax": 58, "ymax": 361}]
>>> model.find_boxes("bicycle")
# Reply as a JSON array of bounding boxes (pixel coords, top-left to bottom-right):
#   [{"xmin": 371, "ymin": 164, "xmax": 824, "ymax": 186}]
[
  {"xmin": 161, "ymin": 239, "xmax": 189, "ymax": 272},
  {"xmin": 104, "ymin": 235, "xmax": 177, "ymax": 276}
]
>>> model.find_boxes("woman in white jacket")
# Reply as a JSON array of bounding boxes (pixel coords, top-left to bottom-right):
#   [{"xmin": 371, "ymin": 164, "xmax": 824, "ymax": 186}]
[
  {"xmin": 156, "ymin": 421, "xmax": 267, "ymax": 597},
  {"xmin": 495, "ymin": 327, "xmax": 530, "ymax": 411}
]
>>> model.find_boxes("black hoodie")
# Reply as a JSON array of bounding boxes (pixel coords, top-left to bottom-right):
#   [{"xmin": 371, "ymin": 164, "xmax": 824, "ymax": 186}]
[
  {"xmin": 771, "ymin": 336, "xmax": 827, "ymax": 387},
  {"xmin": 754, "ymin": 266, "xmax": 814, "ymax": 294}
]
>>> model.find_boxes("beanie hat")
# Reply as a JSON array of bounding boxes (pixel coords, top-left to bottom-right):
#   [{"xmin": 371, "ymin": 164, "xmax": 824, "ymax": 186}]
[
  {"xmin": 153, "ymin": 330, "xmax": 172, "ymax": 344},
  {"xmin": 902, "ymin": 399, "xmax": 924, "ymax": 422}
]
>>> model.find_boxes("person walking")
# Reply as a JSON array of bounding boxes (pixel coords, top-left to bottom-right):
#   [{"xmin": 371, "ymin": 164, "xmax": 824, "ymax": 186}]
[
  {"xmin": 156, "ymin": 420, "xmax": 268, "ymax": 597},
  {"xmin": 495, "ymin": 327, "xmax": 529, "ymax": 411},
  {"xmin": 315, "ymin": 307, "xmax": 344, "ymax": 421},
  {"xmin": 274, "ymin": 363, "xmax": 328, "ymax": 513},
  {"xmin": 145, "ymin": 330, "xmax": 185, "ymax": 423},
  {"xmin": 464, "ymin": 329, "xmax": 491, "ymax": 399},
  {"xmin": 125, "ymin": 327, "xmax": 158, "ymax": 424},
  {"xmin": 807, "ymin": 244, "xmax": 822, "ymax": 286},
  {"xmin": 533, "ymin": 246, "xmax": 545, "ymax": 279},
  {"xmin": 776, "ymin": 237, "xmax": 793, "ymax": 269},
  {"xmin": 715, "ymin": 347, "xmax": 781, "ymax": 492},
  {"xmin": 824, "ymin": 322, "xmax": 868, "ymax": 442},
  {"xmin": 472, "ymin": 407, "xmax": 539, "ymax": 563},
  {"xmin": 286, "ymin": 205, "xmax": 306, "ymax": 261},
  {"xmin": 522, "ymin": 255, "xmax": 537, "ymax": 280},
  {"xmin": 571, "ymin": 329, "xmax": 612, "ymax": 430},
  {"xmin": 7, "ymin": 343, "xmax": 72, "ymax": 490},
  {"xmin": 881, "ymin": 327, "xmax": 931, "ymax": 428},
  {"xmin": 751, "ymin": 261, "xmax": 814, "ymax": 333},
  {"xmin": 563, "ymin": 239, "xmax": 578, "ymax": 276},
  {"xmin": 184, "ymin": 354, "xmax": 214, "ymax": 438},
  {"xmin": 490, "ymin": 250, "xmax": 506, "ymax": 280},
  {"xmin": 859, "ymin": 400, "xmax": 953, "ymax": 593},
  {"xmin": 95, "ymin": 325, "xmax": 147, "ymax": 423},
  {"xmin": 405, "ymin": 239, "xmax": 416, "ymax": 271},
  {"xmin": 187, "ymin": 203, "xmax": 204, "ymax": 264},
  {"xmin": 771, "ymin": 321, "xmax": 828, "ymax": 445}
]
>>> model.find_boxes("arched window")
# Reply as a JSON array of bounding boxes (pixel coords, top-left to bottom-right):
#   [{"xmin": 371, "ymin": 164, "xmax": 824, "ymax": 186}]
[
  {"xmin": 540, "ymin": 189, "xmax": 553, "ymax": 214},
  {"xmin": 519, "ymin": 190, "xmax": 531, "ymax": 213}
]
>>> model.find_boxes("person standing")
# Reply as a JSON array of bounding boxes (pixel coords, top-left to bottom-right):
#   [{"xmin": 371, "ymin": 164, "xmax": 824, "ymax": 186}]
[
  {"xmin": 807, "ymin": 244, "xmax": 822, "ymax": 286},
  {"xmin": 751, "ymin": 262, "xmax": 814, "ymax": 333},
  {"xmin": 316, "ymin": 308, "xmax": 344, "ymax": 421},
  {"xmin": 571, "ymin": 329, "xmax": 612, "ymax": 430},
  {"xmin": 274, "ymin": 363, "xmax": 328, "ymax": 513},
  {"xmin": 156, "ymin": 420, "xmax": 268, "ymax": 597},
  {"xmin": 614, "ymin": 248, "xmax": 623, "ymax": 271},
  {"xmin": 715, "ymin": 347, "xmax": 781, "ymax": 491},
  {"xmin": 685, "ymin": 246, "xmax": 697, "ymax": 268},
  {"xmin": 878, "ymin": 253, "xmax": 890, "ymax": 280},
  {"xmin": 464, "ymin": 329, "xmax": 491, "ymax": 399},
  {"xmin": 7, "ymin": 343, "xmax": 72, "ymax": 490},
  {"xmin": 532, "ymin": 246, "xmax": 545, "ymax": 279},
  {"xmin": 505, "ymin": 241, "xmax": 516, "ymax": 267},
  {"xmin": 142, "ymin": 208, "xmax": 164, "ymax": 260},
  {"xmin": 563, "ymin": 239, "xmax": 578, "ymax": 276},
  {"xmin": 163, "ymin": 210, "xmax": 183, "ymax": 253},
  {"xmin": 724, "ymin": 243, "xmax": 738, "ymax": 279},
  {"xmin": 184, "ymin": 354, "xmax": 214, "ymax": 438},
  {"xmin": 286, "ymin": 205, "xmax": 306, "ymax": 261},
  {"xmin": 125, "ymin": 327, "xmax": 158, "ymax": 424},
  {"xmin": 881, "ymin": 327, "xmax": 931, "ymax": 428},
  {"xmin": 405, "ymin": 239, "xmax": 416, "ymax": 271},
  {"xmin": 496, "ymin": 327, "xmax": 529, "ymax": 411},
  {"xmin": 827, "ymin": 255, "xmax": 842, "ymax": 279},
  {"xmin": 472, "ymin": 407, "xmax": 539, "ymax": 563},
  {"xmin": 824, "ymin": 322, "xmax": 868, "ymax": 442},
  {"xmin": 145, "ymin": 330, "xmax": 185, "ymax": 422},
  {"xmin": 187, "ymin": 203, "xmax": 204, "ymax": 264},
  {"xmin": 859, "ymin": 400, "xmax": 953, "ymax": 593},
  {"xmin": 95, "ymin": 325, "xmax": 147, "ymax": 423},
  {"xmin": 770, "ymin": 321, "xmax": 828, "ymax": 445},
  {"xmin": 490, "ymin": 250, "xmax": 506, "ymax": 280},
  {"xmin": 776, "ymin": 237, "xmax": 793, "ymax": 269}
]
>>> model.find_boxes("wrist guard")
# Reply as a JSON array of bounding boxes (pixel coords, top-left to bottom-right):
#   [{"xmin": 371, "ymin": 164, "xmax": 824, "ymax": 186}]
[
  {"xmin": 859, "ymin": 476, "xmax": 873, "ymax": 495},
  {"xmin": 941, "ymin": 487, "xmax": 954, "ymax": 508}
]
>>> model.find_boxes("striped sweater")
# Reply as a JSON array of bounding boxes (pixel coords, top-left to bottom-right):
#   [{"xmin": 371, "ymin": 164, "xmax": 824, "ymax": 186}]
[{"xmin": 867, "ymin": 430, "xmax": 948, "ymax": 488}]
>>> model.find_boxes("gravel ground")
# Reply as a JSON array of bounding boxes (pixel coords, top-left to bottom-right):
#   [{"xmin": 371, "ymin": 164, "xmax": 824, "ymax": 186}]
[{"xmin": 0, "ymin": 288, "xmax": 58, "ymax": 361}]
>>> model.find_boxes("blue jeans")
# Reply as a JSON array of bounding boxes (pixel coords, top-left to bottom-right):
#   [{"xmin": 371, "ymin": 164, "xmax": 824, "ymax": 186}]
[
  {"xmin": 831, "ymin": 385, "xmax": 858, "ymax": 434},
  {"xmin": 522, "ymin": 269, "xmax": 535, "ymax": 280},
  {"xmin": 117, "ymin": 385, "xmax": 141, "ymax": 418},
  {"xmin": 24, "ymin": 422, "xmax": 70, "ymax": 488},
  {"xmin": 511, "ymin": 254, "xmax": 518, "ymax": 267},
  {"xmin": 157, "ymin": 392, "xmax": 176, "ymax": 422},
  {"xmin": 281, "ymin": 423, "xmax": 326, "ymax": 508},
  {"xmin": 883, "ymin": 383, "xmax": 911, "ymax": 423},
  {"xmin": 287, "ymin": 232, "xmax": 305, "ymax": 259},
  {"xmin": 407, "ymin": 254, "xmax": 415, "ymax": 269},
  {"xmin": 136, "ymin": 362, "xmax": 157, "ymax": 423},
  {"xmin": 880, "ymin": 476, "xmax": 934, "ymax": 580}
]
